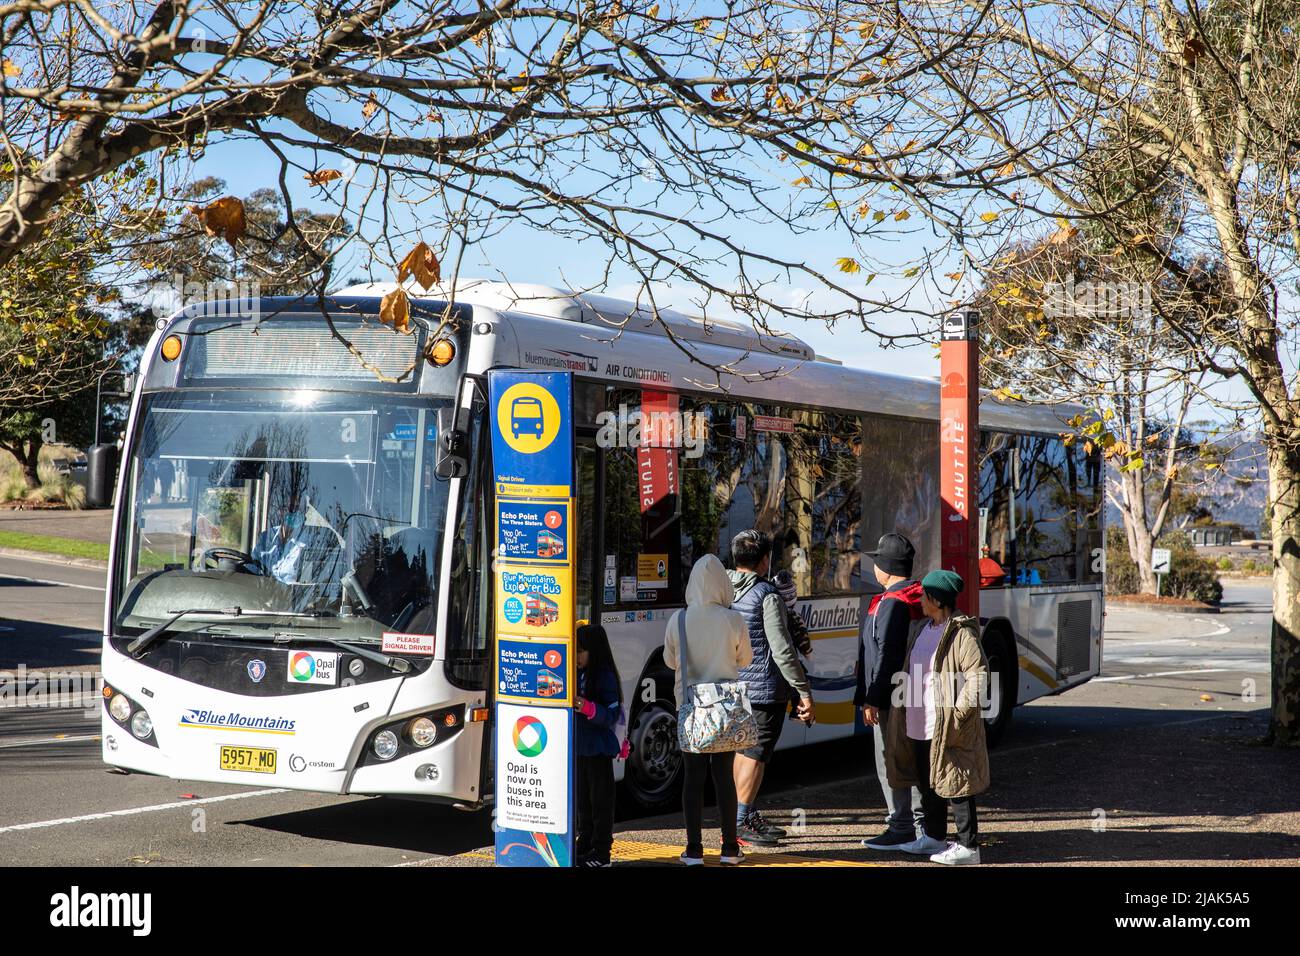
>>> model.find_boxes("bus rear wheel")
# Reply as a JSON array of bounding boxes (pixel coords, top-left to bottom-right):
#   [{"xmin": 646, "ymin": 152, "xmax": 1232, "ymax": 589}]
[
  {"xmin": 982, "ymin": 629, "xmax": 1018, "ymax": 748},
  {"xmin": 624, "ymin": 699, "xmax": 682, "ymax": 809}
]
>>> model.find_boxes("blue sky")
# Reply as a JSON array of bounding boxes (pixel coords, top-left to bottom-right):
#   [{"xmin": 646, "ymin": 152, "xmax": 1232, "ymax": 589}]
[{"xmin": 186, "ymin": 124, "xmax": 954, "ymax": 382}]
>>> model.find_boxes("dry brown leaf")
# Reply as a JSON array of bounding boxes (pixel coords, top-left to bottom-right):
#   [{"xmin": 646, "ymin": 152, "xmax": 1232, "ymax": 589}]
[
  {"xmin": 1049, "ymin": 224, "xmax": 1080, "ymax": 245},
  {"xmin": 997, "ymin": 161, "xmax": 1016, "ymax": 177},
  {"xmin": 1182, "ymin": 37, "xmax": 1206, "ymax": 65},
  {"xmin": 397, "ymin": 241, "xmax": 441, "ymax": 290},
  {"xmin": 710, "ymin": 85, "xmax": 731, "ymax": 102},
  {"xmin": 361, "ymin": 92, "xmax": 380, "ymax": 119},
  {"xmin": 304, "ymin": 169, "xmax": 343, "ymax": 187},
  {"xmin": 2, "ymin": 59, "xmax": 20, "ymax": 78},
  {"xmin": 1199, "ymin": 693, "xmax": 1215, "ymax": 702},
  {"xmin": 379, "ymin": 288, "xmax": 412, "ymax": 334},
  {"xmin": 189, "ymin": 196, "xmax": 247, "ymax": 246},
  {"xmin": 647, "ymin": 3, "xmax": 660, "ymax": 17}
]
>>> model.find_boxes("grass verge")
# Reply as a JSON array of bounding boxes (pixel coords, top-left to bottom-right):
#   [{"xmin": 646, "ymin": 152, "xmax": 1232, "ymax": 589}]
[{"xmin": 0, "ymin": 530, "xmax": 109, "ymax": 562}]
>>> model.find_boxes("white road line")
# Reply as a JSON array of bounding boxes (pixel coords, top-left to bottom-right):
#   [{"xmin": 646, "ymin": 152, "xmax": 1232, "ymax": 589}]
[
  {"xmin": 0, "ymin": 572, "xmax": 104, "ymax": 592},
  {"xmin": 0, "ymin": 733, "xmax": 100, "ymax": 749},
  {"xmin": 0, "ymin": 694, "xmax": 102, "ymax": 710},
  {"xmin": 1107, "ymin": 638, "xmax": 1215, "ymax": 647},
  {"xmin": 0, "ymin": 788, "xmax": 289, "ymax": 834},
  {"xmin": 1095, "ymin": 668, "xmax": 1231, "ymax": 682}
]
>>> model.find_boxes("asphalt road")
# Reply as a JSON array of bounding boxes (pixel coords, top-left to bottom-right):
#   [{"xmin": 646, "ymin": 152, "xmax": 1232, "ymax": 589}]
[{"xmin": 0, "ymin": 557, "xmax": 1286, "ymax": 867}]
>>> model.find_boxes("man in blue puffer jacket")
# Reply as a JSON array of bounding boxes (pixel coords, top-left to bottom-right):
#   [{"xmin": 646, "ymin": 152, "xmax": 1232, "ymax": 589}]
[{"xmin": 728, "ymin": 529, "xmax": 814, "ymax": 848}]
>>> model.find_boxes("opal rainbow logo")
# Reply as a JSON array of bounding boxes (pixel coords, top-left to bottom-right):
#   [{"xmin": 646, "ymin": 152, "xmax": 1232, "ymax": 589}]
[
  {"xmin": 512, "ymin": 715, "xmax": 547, "ymax": 757},
  {"xmin": 289, "ymin": 651, "xmax": 317, "ymax": 682}
]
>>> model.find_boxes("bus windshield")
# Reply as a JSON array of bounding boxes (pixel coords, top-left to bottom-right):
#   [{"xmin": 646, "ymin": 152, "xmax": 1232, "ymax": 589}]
[{"xmin": 113, "ymin": 388, "xmax": 450, "ymax": 644}]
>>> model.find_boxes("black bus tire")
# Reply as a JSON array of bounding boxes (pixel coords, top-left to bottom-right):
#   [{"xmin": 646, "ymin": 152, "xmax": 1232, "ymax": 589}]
[
  {"xmin": 623, "ymin": 679, "xmax": 682, "ymax": 809},
  {"xmin": 982, "ymin": 628, "xmax": 1018, "ymax": 748}
]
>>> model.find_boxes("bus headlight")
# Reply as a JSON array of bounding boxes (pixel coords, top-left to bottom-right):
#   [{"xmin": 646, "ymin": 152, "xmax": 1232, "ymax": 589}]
[
  {"xmin": 130, "ymin": 709, "xmax": 154, "ymax": 739},
  {"xmin": 108, "ymin": 694, "xmax": 132, "ymax": 723},
  {"xmin": 407, "ymin": 717, "xmax": 437, "ymax": 748},
  {"xmin": 372, "ymin": 729, "xmax": 400, "ymax": 760}
]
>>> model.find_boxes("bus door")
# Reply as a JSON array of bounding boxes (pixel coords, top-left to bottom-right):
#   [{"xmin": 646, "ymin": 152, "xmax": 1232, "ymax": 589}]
[{"xmin": 574, "ymin": 434, "xmax": 598, "ymax": 624}]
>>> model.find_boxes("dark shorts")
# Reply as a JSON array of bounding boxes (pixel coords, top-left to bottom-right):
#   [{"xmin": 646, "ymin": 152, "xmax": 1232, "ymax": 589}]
[{"xmin": 740, "ymin": 702, "xmax": 788, "ymax": 762}]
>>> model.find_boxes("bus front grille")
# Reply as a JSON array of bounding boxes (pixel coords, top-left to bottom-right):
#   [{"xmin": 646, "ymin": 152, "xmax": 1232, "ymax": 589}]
[{"xmin": 1056, "ymin": 600, "xmax": 1093, "ymax": 679}]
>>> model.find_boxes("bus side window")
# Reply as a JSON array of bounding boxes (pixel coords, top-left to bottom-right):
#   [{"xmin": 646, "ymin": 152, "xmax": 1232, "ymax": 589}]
[{"xmin": 601, "ymin": 388, "xmax": 684, "ymax": 608}]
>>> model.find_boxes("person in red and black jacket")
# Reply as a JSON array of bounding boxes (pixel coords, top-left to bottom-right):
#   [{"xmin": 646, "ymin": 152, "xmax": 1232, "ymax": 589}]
[{"xmin": 854, "ymin": 532, "xmax": 928, "ymax": 852}]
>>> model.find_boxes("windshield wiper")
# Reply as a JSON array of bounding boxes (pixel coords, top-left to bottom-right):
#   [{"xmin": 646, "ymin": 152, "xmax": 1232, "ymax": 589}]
[
  {"xmin": 127, "ymin": 607, "xmax": 412, "ymax": 675},
  {"xmin": 271, "ymin": 632, "xmax": 412, "ymax": 675},
  {"xmin": 127, "ymin": 606, "xmax": 245, "ymax": 658}
]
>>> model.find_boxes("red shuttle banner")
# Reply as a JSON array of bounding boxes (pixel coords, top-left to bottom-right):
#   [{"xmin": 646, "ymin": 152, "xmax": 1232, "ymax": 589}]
[
  {"xmin": 638, "ymin": 390, "xmax": 679, "ymax": 515},
  {"xmin": 940, "ymin": 311, "xmax": 980, "ymax": 619}
]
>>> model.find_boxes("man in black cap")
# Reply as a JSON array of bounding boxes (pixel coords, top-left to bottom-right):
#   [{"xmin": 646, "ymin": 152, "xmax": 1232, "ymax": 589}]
[{"xmin": 854, "ymin": 532, "xmax": 927, "ymax": 850}]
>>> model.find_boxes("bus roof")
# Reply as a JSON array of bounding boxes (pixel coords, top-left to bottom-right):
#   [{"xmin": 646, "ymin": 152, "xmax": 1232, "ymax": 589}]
[{"xmin": 326, "ymin": 282, "xmax": 1082, "ymax": 435}]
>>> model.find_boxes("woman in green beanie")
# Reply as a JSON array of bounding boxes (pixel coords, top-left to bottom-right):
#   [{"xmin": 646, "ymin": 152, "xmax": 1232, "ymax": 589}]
[{"xmin": 884, "ymin": 569, "xmax": 990, "ymax": 865}]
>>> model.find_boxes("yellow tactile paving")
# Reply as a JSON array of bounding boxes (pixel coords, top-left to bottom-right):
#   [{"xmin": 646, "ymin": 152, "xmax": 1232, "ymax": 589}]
[
  {"xmin": 610, "ymin": 839, "xmax": 874, "ymax": 867},
  {"xmin": 461, "ymin": 839, "xmax": 874, "ymax": 866}
]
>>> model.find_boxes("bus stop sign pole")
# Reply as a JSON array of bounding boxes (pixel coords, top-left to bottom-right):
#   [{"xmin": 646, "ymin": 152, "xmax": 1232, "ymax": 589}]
[
  {"xmin": 488, "ymin": 370, "xmax": 577, "ymax": 867},
  {"xmin": 940, "ymin": 310, "xmax": 981, "ymax": 619}
]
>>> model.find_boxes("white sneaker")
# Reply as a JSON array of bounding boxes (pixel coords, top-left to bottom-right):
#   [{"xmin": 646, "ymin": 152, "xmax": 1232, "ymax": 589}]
[
  {"xmin": 679, "ymin": 852, "xmax": 705, "ymax": 867},
  {"xmin": 929, "ymin": 842, "xmax": 981, "ymax": 865},
  {"xmin": 719, "ymin": 848, "xmax": 746, "ymax": 866},
  {"xmin": 896, "ymin": 834, "xmax": 948, "ymax": 856}
]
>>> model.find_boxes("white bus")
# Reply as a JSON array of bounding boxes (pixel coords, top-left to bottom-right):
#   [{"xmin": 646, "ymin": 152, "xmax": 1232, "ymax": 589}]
[{"xmin": 102, "ymin": 281, "xmax": 1104, "ymax": 808}]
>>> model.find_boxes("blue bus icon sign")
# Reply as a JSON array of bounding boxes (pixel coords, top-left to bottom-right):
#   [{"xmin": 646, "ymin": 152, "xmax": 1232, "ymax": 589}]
[{"xmin": 511, "ymin": 397, "xmax": 545, "ymax": 438}]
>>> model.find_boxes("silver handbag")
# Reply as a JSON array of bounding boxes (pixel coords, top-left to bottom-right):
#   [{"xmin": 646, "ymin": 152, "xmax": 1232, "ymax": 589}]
[{"xmin": 675, "ymin": 613, "xmax": 758, "ymax": 754}]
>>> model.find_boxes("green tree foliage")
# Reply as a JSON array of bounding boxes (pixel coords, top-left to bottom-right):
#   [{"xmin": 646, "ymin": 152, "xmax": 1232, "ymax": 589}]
[
  {"xmin": 0, "ymin": 184, "xmax": 118, "ymax": 489},
  {"xmin": 1105, "ymin": 527, "xmax": 1223, "ymax": 604}
]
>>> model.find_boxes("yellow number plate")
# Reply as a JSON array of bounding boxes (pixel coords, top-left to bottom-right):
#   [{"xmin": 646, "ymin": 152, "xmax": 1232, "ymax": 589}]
[{"xmin": 219, "ymin": 745, "xmax": 277, "ymax": 774}]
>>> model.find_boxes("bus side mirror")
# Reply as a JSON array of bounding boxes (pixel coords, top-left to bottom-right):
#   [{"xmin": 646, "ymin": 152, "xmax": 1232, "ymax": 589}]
[{"xmin": 434, "ymin": 407, "xmax": 469, "ymax": 480}]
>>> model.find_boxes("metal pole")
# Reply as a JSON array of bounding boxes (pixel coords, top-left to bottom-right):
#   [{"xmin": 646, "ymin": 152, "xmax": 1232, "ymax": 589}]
[{"xmin": 92, "ymin": 363, "xmax": 116, "ymax": 448}]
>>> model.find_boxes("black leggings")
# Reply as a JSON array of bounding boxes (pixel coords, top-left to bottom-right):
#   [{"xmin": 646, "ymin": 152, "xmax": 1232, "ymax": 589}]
[
  {"xmin": 911, "ymin": 738, "xmax": 978, "ymax": 849},
  {"xmin": 576, "ymin": 755, "xmax": 615, "ymax": 863},
  {"xmin": 681, "ymin": 750, "xmax": 738, "ymax": 858}
]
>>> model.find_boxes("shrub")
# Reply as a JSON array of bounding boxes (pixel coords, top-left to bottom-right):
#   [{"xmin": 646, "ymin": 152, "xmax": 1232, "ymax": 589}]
[
  {"xmin": 1105, "ymin": 527, "xmax": 1223, "ymax": 603},
  {"xmin": 0, "ymin": 450, "xmax": 86, "ymax": 508},
  {"xmin": 1217, "ymin": 556, "xmax": 1234, "ymax": 571},
  {"xmin": 1242, "ymin": 558, "xmax": 1258, "ymax": 574}
]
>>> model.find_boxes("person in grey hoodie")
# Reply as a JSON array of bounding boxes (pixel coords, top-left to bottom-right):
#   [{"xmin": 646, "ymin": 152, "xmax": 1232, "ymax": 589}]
[
  {"xmin": 664, "ymin": 553, "xmax": 753, "ymax": 865},
  {"xmin": 728, "ymin": 529, "xmax": 815, "ymax": 847}
]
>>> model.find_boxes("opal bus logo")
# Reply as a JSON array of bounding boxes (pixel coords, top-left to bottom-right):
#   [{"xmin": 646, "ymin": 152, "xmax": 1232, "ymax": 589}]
[
  {"xmin": 285, "ymin": 650, "xmax": 338, "ymax": 685},
  {"xmin": 512, "ymin": 715, "xmax": 547, "ymax": 757},
  {"xmin": 289, "ymin": 652, "xmax": 316, "ymax": 682}
]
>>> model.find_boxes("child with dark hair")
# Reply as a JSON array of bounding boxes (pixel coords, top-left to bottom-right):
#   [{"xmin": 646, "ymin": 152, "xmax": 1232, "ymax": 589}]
[
  {"xmin": 771, "ymin": 569, "xmax": 813, "ymax": 657},
  {"xmin": 574, "ymin": 623, "xmax": 623, "ymax": 867}
]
